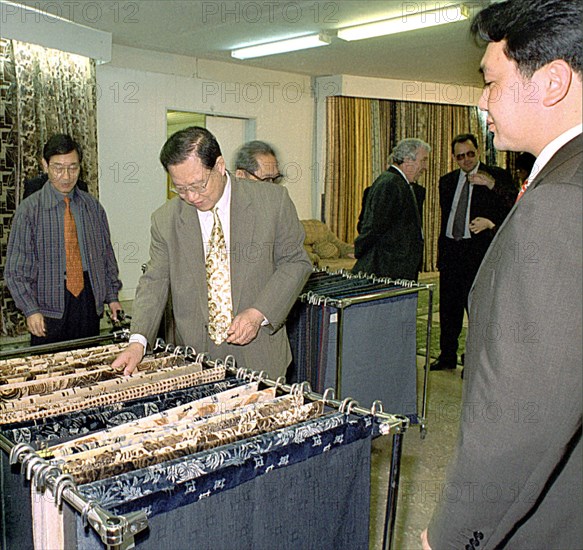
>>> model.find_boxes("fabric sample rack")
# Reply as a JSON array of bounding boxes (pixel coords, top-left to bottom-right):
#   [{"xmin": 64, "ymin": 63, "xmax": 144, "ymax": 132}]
[
  {"xmin": 0, "ymin": 341, "xmax": 409, "ymax": 550},
  {"xmin": 287, "ymin": 269, "xmax": 434, "ymax": 434}
]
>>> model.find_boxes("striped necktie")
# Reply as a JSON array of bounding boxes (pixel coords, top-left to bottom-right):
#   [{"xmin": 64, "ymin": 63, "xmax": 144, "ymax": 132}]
[
  {"xmin": 63, "ymin": 196, "xmax": 84, "ymax": 297},
  {"xmin": 206, "ymin": 208, "xmax": 233, "ymax": 345}
]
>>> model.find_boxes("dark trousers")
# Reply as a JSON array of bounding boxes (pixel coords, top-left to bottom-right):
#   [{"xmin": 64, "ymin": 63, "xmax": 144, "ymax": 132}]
[
  {"xmin": 438, "ymin": 239, "xmax": 483, "ymax": 363},
  {"xmin": 31, "ymin": 272, "xmax": 100, "ymax": 346}
]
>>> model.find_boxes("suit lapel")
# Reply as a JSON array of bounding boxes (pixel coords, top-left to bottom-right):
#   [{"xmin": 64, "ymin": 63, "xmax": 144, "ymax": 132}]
[
  {"xmin": 177, "ymin": 199, "xmax": 209, "ymax": 320},
  {"xmin": 230, "ymin": 178, "xmax": 254, "ymax": 315},
  {"xmin": 443, "ymin": 169, "xmax": 461, "ymax": 211},
  {"xmin": 472, "ymin": 134, "xmax": 582, "ymax": 291}
]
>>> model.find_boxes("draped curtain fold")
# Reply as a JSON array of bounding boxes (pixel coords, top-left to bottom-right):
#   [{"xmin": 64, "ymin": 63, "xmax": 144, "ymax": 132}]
[
  {"xmin": 325, "ymin": 97, "xmax": 373, "ymax": 244},
  {"xmin": 0, "ymin": 38, "xmax": 98, "ymax": 336},
  {"xmin": 324, "ymin": 95, "xmax": 512, "ymax": 272}
]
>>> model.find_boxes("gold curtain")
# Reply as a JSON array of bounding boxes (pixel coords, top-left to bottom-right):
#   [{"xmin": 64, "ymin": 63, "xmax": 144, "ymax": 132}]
[
  {"xmin": 0, "ymin": 38, "xmax": 98, "ymax": 336},
  {"xmin": 325, "ymin": 96, "xmax": 373, "ymax": 244},
  {"xmin": 324, "ymin": 96, "xmax": 508, "ymax": 272}
]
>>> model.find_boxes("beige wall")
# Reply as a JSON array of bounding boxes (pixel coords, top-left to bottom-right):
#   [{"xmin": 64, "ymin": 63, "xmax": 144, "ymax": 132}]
[{"xmin": 97, "ymin": 45, "xmax": 315, "ymax": 299}]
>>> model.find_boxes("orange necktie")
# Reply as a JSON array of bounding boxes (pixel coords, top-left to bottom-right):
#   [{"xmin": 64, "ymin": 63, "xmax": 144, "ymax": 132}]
[{"xmin": 64, "ymin": 196, "xmax": 84, "ymax": 297}]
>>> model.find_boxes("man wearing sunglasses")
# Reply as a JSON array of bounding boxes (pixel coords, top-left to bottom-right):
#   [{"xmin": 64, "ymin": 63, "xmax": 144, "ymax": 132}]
[
  {"xmin": 234, "ymin": 140, "xmax": 283, "ymax": 184},
  {"xmin": 113, "ymin": 127, "xmax": 311, "ymax": 378},
  {"xmin": 431, "ymin": 133, "xmax": 515, "ymax": 372}
]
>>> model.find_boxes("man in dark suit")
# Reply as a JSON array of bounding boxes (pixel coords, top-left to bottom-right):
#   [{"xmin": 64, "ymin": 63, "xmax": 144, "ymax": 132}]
[
  {"xmin": 431, "ymin": 133, "xmax": 515, "ymax": 371},
  {"xmin": 423, "ymin": 0, "xmax": 582, "ymax": 548},
  {"xmin": 353, "ymin": 138, "xmax": 430, "ymax": 281},
  {"xmin": 112, "ymin": 127, "xmax": 312, "ymax": 379}
]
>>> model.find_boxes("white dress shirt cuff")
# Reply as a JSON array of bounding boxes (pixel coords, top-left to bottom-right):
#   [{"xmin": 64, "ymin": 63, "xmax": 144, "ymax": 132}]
[{"xmin": 129, "ymin": 333, "xmax": 148, "ymax": 352}]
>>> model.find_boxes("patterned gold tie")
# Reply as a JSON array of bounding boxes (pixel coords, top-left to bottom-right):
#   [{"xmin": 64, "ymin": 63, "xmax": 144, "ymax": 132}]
[
  {"xmin": 64, "ymin": 196, "xmax": 84, "ymax": 297},
  {"xmin": 206, "ymin": 208, "xmax": 233, "ymax": 345}
]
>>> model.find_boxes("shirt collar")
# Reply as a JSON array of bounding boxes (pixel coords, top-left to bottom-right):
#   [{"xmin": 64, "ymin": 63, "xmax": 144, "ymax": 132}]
[
  {"xmin": 216, "ymin": 171, "xmax": 231, "ymax": 212},
  {"xmin": 529, "ymin": 124, "xmax": 582, "ymax": 183}
]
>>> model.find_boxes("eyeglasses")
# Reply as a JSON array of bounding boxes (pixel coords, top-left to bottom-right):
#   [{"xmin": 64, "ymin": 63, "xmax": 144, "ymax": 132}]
[
  {"xmin": 455, "ymin": 151, "xmax": 477, "ymax": 162},
  {"xmin": 245, "ymin": 170, "xmax": 283, "ymax": 184},
  {"xmin": 170, "ymin": 166, "xmax": 214, "ymax": 196},
  {"xmin": 48, "ymin": 163, "xmax": 81, "ymax": 176}
]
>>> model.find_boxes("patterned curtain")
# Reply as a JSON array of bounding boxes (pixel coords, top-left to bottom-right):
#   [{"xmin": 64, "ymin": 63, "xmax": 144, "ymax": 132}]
[
  {"xmin": 324, "ymin": 96, "xmax": 511, "ymax": 272},
  {"xmin": 0, "ymin": 38, "xmax": 98, "ymax": 336}
]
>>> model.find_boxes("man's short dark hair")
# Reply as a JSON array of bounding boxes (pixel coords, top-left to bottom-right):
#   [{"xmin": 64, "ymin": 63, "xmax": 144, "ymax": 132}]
[
  {"xmin": 451, "ymin": 134, "xmax": 478, "ymax": 154},
  {"xmin": 235, "ymin": 140, "xmax": 277, "ymax": 174},
  {"xmin": 471, "ymin": 0, "xmax": 582, "ymax": 79},
  {"xmin": 43, "ymin": 134, "xmax": 83, "ymax": 163},
  {"xmin": 159, "ymin": 126, "xmax": 222, "ymax": 171}
]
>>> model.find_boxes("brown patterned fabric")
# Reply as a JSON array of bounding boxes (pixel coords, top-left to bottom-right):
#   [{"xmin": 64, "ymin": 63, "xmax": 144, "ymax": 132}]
[
  {"xmin": 54, "ymin": 396, "xmax": 324, "ymax": 484},
  {"xmin": 45, "ymin": 382, "xmax": 268, "ymax": 457},
  {"xmin": 0, "ymin": 346, "xmax": 198, "ymax": 405},
  {"xmin": 0, "ymin": 343, "xmax": 128, "ymax": 377},
  {"xmin": 0, "ymin": 39, "xmax": 21, "ymax": 337},
  {"xmin": 0, "ymin": 362, "xmax": 225, "ymax": 424}
]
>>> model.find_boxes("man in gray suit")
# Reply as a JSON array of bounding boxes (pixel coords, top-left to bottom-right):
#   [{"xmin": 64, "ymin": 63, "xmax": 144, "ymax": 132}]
[
  {"xmin": 113, "ymin": 127, "xmax": 312, "ymax": 379},
  {"xmin": 423, "ymin": 0, "xmax": 582, "ymax": 548}
]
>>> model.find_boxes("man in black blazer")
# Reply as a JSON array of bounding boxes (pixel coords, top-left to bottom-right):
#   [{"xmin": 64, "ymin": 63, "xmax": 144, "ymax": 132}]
[
  {"xmin": 431, "ymin": 133, "xmax": 515, "ymax": 371},
  {"xmin": 353, "ymin": 138, "xmax": 430, "ymax": 281},
  {"xmin": 423, "ymin": 0, "xmax": 582, "ymax": 548}
]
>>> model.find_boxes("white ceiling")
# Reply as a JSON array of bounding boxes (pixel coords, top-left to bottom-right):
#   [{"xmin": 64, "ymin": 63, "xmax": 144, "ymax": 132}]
[{"xmin": 15, "ymin": 0, "xmax": 493, "ymax": 87}]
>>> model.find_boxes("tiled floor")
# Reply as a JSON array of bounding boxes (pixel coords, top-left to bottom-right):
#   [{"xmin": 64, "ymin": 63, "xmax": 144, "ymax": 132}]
[{"xmin": 369, "ymin": 358, "xmax": 463, "ymax": 549}]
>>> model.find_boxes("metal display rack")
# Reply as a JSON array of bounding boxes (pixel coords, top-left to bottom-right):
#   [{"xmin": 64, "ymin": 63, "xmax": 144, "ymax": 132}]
[
  {"xmin": 0, "ymin": 343, "xmax": 409, "ymax": 550},
  {"xmin": 288, "ymin": 269, "xmax": 434, "ymax": 435}
]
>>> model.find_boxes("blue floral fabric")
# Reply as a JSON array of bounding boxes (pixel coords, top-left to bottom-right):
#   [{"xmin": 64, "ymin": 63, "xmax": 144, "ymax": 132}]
[
  {"xmin": 78, "ymin": 412, "xmax": 373, "ymax": 518},
  {"xmin": 71, "ymin": 413, "xmax": 373, "ymax": 550}
]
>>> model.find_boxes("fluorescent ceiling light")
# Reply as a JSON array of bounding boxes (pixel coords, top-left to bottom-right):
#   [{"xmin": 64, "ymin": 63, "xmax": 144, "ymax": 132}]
[
  {"xmin": 231, "ymin": 34, "xmax": 331, "ymax": 59},
  {"xmin": 337, "ymin": 3, "xmax": 469, "ymax": 41}
]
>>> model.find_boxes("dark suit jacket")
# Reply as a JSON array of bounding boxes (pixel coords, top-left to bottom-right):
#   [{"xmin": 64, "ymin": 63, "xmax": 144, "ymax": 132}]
[
  {"xmin": 437, "ymin": 162, "xmax": 514, "ymax": 271},
  {"xmin": 23, "ymin": 173, "xmax": 89, "ymax": 199},
  {"xmin": 353, "ymin": 166, "xmax": 423, "ymax": 280},
  {"xmin": 130, "ymin": 176, "xmax": 312, "ymax": 380},
  {"xmin": 428, "ymin": 134, "xmax": 582, "ymax": 548},
  {"xmin": 357, "ymin": 181, "xmax": 425, "ymax": 235}
]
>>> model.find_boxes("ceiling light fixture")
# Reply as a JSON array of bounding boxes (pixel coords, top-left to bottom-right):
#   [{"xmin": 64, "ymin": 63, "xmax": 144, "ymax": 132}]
[
  {"xmin": 337, "ymin": 3, "xmax": 470, "ymax": 41},
  {"xmin": 231, "ymin": 33, "xmax": 331, "ymax": 60}
]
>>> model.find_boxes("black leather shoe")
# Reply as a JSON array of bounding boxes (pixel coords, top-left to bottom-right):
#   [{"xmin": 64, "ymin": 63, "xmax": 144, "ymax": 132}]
[{"xmin": 430, "ymin": 358, "xmax": 457, "ymax": 371}]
